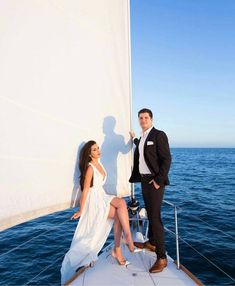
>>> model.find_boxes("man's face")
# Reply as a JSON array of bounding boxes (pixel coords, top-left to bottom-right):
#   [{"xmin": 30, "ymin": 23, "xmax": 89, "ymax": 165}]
[{"xmin": 138, "ymin": 112, "xmax": 152, "ymax": 131}]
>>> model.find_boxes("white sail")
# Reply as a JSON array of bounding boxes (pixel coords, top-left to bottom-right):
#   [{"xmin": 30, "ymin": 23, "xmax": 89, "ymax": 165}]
[{"xmin": 0, "ymin": 0, "xmax": 132, "ymax": 231}]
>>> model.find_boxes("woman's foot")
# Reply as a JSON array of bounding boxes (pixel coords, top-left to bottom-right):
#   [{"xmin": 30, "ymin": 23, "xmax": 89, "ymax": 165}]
[
  {"xmin": 111, "ymin": 247, "xmax": 127, "ymax": 265},
  {"xmin": 124, "ymin": 234, "xmax": 135, "ymax": 252}
]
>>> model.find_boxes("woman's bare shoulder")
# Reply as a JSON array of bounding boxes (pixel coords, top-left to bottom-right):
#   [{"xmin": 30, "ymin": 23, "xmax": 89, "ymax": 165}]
[{"xmin": 86, "ymin": 165, "xmax": 93, "ymax": 176}]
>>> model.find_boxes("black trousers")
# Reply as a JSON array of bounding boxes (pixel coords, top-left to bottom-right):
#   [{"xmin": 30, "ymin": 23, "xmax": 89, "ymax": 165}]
[{"xmin": 141, "ymin": 176, "xmax": 166, "ymax": 259}]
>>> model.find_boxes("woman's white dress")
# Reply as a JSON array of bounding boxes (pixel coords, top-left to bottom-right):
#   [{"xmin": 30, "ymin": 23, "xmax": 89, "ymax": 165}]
[{"xmin": 60, "ymin": 162, "xmax": 115, "ymax": 285}]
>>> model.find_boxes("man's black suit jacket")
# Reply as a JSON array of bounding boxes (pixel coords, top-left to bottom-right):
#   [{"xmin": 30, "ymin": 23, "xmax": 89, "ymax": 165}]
[{"xmin": 129, "ymin": 127, "xmax": 171, "ymax": 187}]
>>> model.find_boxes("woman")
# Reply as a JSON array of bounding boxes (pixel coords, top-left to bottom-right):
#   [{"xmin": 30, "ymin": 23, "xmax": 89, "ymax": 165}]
[{"xmin": 61, "ymin": 140, "xmax": 136, "ymax": 285}]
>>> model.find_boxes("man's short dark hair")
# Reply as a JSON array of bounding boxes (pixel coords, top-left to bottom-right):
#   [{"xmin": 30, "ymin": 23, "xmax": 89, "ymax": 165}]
[{"xmin": 138, "ymin": 108, "xmax": 153, "ymax": 119}]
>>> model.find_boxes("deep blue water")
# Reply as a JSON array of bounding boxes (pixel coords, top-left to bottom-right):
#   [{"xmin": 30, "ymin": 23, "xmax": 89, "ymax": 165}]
[{"xmin": 0, "ymin": 148, "xmax": 235, "ymax": 286}]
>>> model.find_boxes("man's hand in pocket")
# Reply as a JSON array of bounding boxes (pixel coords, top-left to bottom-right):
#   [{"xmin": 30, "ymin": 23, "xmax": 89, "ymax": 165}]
[{"xmin": 149, "ymin": 179, "xmax": 161, "ymax": 190}]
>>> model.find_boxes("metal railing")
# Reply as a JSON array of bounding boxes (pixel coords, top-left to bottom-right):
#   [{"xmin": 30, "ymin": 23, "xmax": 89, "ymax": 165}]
[
  {"xmin": 130, "ymin": 197, "xmax": 235, "ymax": 284},
  {"xmin": 163, "ymin": 200, "xmax": 180, "ymax": 269},
  {"xmin": 1, "ymin": 201, "xmax": 234, "ymax": 285},
  {"xmin": 163, "ymin": 201, "xmax": 235, "ymax": 284},
  {"xmin": 129, "ymin": 199, "xmax": 181, "ymax": 270},
  {"xmin": 162, "ymin": 200, "xmax": 235, "ymax": 284}
]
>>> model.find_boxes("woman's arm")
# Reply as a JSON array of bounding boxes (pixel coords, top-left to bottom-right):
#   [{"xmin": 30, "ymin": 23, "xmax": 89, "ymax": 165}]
[{"xmin": 71, "ymin": 165, "xmax": 93, "ymax": 219}]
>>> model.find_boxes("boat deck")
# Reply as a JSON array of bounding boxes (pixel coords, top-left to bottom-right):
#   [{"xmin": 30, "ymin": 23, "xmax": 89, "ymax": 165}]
[{"xmin": 70, "ymin": 243, "xmax": 199, "ymax": 286}]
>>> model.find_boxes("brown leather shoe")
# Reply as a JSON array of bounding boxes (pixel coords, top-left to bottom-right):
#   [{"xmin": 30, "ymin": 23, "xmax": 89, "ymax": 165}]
[
  {"xmin": 133, "ymin": 241, "xmax": 156, "ymax": 252},
  {"xmin": 149, "ymin": 258, "xmax": 168, "ymax": 273}
]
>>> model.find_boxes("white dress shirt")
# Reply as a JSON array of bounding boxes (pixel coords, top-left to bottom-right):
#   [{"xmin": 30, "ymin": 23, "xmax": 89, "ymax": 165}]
[{"xmin": 138, "ymin": 126, "xmax": 153, "ymax": 174}]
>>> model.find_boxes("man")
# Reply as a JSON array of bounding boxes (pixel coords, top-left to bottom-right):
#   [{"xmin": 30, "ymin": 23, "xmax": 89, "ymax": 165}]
[{"xmin": 129, "ymin": 108, "xmax": 171, "ymax": 273}]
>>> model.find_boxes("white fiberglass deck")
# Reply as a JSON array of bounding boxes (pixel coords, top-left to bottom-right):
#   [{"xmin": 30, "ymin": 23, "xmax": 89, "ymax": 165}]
[{"xmin": 70, "ymin": 243, "xmax": 199, "ymax": 286}]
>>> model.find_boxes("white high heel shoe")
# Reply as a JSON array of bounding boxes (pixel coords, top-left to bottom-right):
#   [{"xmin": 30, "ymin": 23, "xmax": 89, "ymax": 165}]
[{"xmin": 111, "ymin": 250, "xmax": 130, "ymax": 266}]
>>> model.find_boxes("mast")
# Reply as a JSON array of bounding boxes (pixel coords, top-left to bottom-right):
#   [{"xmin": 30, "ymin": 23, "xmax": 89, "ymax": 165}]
[
  {"xmin": 127, "ymin": 0, "xmax": 140, "ymax": 214},
  {"xmin": 127, "ymin": 0, "xmax": 134, "ymax": 200}
]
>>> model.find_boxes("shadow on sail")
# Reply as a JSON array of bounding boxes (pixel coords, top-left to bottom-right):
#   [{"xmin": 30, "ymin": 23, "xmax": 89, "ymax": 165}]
[{"xmin": 101, "ymin": 116, "xmax": 132, "ymax": 196}]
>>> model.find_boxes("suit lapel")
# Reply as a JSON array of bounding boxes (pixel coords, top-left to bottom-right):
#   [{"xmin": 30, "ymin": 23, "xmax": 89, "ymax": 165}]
[{"xmin": 144, "ymin": 127, "xmax": 155, "ymax": 150}]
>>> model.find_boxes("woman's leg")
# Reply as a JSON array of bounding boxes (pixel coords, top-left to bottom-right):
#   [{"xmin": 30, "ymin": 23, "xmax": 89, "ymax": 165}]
[
  {"xmin": 113, "ymin": 212, "xmax": 123, "ymax": 248},
  {"xmin": 110, "ymin": 197, "xmax": 134, "ymax": 250},
  {"xmin": 108, "ymin": 205, "xmax": 125, "ymax": 262},
  {"xmin": 108, "ymin": 205, "xmax": 122, "ymax": 248}
]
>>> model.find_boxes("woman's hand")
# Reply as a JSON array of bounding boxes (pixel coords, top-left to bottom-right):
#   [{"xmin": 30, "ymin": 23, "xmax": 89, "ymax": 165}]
[
  {"xmin": 129, "ymin": 131, "xmax": 135, "ymax": 139},
  {"xmin": 71, "ymin": 211, "xmax": 81, "ymax": 220}
]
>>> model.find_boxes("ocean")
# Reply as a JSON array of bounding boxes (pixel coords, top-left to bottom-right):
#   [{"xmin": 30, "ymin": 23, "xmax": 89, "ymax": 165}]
[{"xmin": 0, "ymin": 148, "xmax": 234, "ymax": 286}]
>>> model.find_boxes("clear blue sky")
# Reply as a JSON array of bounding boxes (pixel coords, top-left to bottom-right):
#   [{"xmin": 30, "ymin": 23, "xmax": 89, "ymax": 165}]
[{"xmin": 130, "ymin": 0, "xmax": 235, "ymax": 147}]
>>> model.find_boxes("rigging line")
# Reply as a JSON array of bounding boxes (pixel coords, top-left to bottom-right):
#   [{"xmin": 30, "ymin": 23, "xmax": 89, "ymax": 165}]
[
  {"xmin": 176, "ymin": 208, "xmax": 235, "ymax": 241},
  {"xmin": 24, "ymin": 253, "xmax": 65, "ymax": 286},
  {"xmin": 82, "ymin": 262, "xmax": 87, "ymax": 286},
  {"xmin": 163, "ymin": 202, "xmax": 235, "ymax": 241},
  {"xmin": 164, "ymin": 227, "xmax": 232, "ymax": 259},
  {"xmin": 166, "ymin": 228, "xmax": 235, "ymax": 282},
  {"xmin": 180, "ymin": 237, "xmax": 235, "ymax": 283},
  {"xmin": 0, "ymin": 218, "xmax": 71, "ymax": 259},
  {"xmin": 26, "ymin": 245, "xmax": 92, "ymax": 286}
]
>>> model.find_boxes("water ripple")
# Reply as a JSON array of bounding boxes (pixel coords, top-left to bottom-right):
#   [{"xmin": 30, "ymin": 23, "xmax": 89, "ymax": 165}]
[{"xmin": 0, "ymin": 148, "xmax": 235, "ymax": 285}]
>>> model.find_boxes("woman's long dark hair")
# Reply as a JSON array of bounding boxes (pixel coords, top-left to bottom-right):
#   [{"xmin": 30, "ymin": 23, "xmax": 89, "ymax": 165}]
[{"xmin": 79, "ymin": 140, "xmax": 96, "ymax": 190}]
